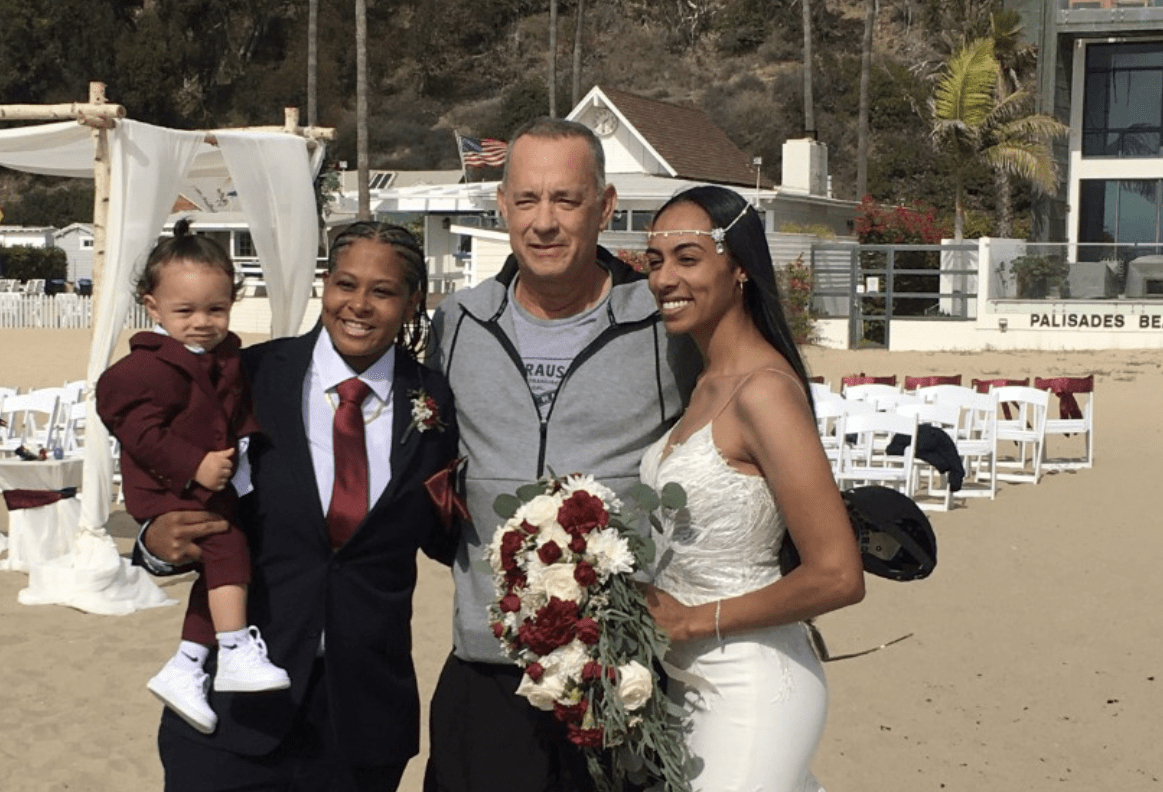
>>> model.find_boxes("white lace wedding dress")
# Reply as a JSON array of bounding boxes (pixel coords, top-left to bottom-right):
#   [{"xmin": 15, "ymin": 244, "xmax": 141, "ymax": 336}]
[{"xmin": 641, "ymin": 422, "xmax": 827, "ymax": 792}]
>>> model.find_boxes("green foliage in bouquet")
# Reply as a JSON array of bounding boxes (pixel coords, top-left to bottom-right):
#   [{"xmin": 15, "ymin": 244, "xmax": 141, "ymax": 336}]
[{"xmin": 487, "ymin": 474, "xmax": 692, "ymax": 792}]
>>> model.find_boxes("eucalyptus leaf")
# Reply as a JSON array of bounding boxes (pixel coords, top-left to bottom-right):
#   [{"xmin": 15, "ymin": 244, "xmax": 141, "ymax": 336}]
[
  {"xmin": 493, "ymin": 493, "xmax": 522, "ymax": 519},
  {"xmin": 639, "ymin": 535, "xmax": 657, "ymax": 565},
  {"xmin": 660, "ymin": 482, "xmax": 687, "ymax": 509},
  {"xmin": 516, "ymin": 482, "xmax": 546, "ymax": 502},
  {"xmin": 626, "ymin": 482, "xmax": 661, "ymax": 511}
]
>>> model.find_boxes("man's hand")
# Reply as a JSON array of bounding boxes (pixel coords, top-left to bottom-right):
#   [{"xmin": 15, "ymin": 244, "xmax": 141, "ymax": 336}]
[
  {"xmin": 144, "ymin": 510, "xmax": 229, "ymax": 566},
  {"xmin": 194, "ymin": 448, "xmax": 235, "ymax": 491}
]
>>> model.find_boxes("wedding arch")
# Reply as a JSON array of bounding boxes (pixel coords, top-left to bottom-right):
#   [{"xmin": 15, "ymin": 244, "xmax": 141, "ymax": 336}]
[{"xmin": 0, "ymin": 83, "xmax": 334, "ymax": 614}]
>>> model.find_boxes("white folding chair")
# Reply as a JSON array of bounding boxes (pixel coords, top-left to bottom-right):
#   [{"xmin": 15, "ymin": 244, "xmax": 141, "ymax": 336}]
[
  {"xmin": 835, "ymin": 411, "xmax": 918, "ymax": 496},
  {"xmin": 875, "ymin": 391, "xmax": 923, "ymax": 412},
  {"xmin": 915, "ymin": 384, "xmax": 976, "ymax": 405},
  {"xmin": 841, "ymin": 383, "xmax": 902, "ymax": 407},
  {"xmin": 60, "ymin": 400, "xmax": 89, "ymax": 457},
  {"xmin": 896, "ymin": 402, "xmax": 962, "ymax": 511},
  {"xmin": 1036, "ymin": 376, "xmax": 1095, "ymax": 471},
  {"xmin": 815, "ymin": 398, "xmax": 873, "ymax": 476},
  {"xmin": 0, "ymin": 390, "xmax": 62, "ymax": 451},
  {"xmin": 989, "ymin": 386, "xmax": 1049, "ymax": 485},
  {"xmin": 809, "ymin": 381, "xmax": 841, "ymax": 404}
]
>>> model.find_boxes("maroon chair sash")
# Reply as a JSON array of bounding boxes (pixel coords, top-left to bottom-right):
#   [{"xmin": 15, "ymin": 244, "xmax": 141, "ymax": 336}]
[
  {"xmin": 971, "ymin": 378, "xmax": 1029, "ymax": 421},
  {"xmin": 2, "ymin": 487, "xmax": 76, "ymax": 511},
  {"xmin": 424, "ymin": 457, "xmax": 469, "ymax": 534},
  {"xmin": 1034, "ymin": 375, "xmax": 1094, "ymax": 420},
  {"xmin": 841, "ymin": 373, "xmax": 898, "ymax": 388},
  {"xmin": 905, "ymin": 374, "xmax": 962, "ymax": 390}
]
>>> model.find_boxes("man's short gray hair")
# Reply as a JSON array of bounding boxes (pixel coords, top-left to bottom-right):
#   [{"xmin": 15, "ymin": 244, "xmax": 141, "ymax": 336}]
[{"xmin": 501, "ymin": 117, "xmax": 607, "ymax": 192}]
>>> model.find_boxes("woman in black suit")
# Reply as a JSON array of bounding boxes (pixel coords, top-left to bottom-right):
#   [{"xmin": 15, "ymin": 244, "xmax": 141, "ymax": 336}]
[{"xmin": 139, "ymin": 222, "xmax": 461, "ymax": 792}]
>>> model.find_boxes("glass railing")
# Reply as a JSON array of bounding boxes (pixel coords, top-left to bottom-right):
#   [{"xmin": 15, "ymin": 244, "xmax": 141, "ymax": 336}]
[{"xmin": 1060, "ymin": 1, "xmax": 1163, "ymax": 10}]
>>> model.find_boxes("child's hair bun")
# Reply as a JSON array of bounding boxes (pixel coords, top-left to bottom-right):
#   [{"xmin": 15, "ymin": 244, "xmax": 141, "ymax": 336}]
[{"xmin": 173, "ymin": 217, "xmax": 193, "ymax": 237}]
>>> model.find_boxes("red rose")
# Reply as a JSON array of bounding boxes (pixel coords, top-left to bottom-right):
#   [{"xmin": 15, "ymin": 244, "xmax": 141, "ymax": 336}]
[
  {"xmin": 499, "ymin": 593, "xmax": 522, "ymax": 613},
  {"xmin": 576, "ymin": 617, "xmax": 600, "ymax": 645},
  {"xmin": 573, "ymin": 561, "xmax": 597, "ymax": 588},
  {"xmin": 537, "ymin": 540, "xmax": 563, "ymax": 565},
  {"xmin": 568, "ymin": 534, "xmax": 587, "ymax": 554},
  {"xmin": 526, "ymin": 662, "xmax": 544, "ymax": 681},
  {"xmin": 517, "ymin": 597, "xmax": 579, "ymax": 656},
  {"xmin": 581, "ymin": 660, "xmax": 602, "ymax": 682},
  {"xmin": 491, "ymin": 622, "xmax": 504, "ymax": 639},
  {"xmin": 521, "ymin": 520, "xmax": 538, "ymax": 535},
  {"xmin": 606, "ymin": 666, "xmax": 617, "ymax": 682},
  {"xmin": 500, "ymin": 530, "xmax": 525, "ymax": 571},
  {"xmin": 553, "ymin": 697, "xmax": 588, "ymax": 724},
  {"xmin": 566, "ymin": 724, "xmax": 604, "ymax": 748},
  {"xmin": 557, "ymin": 491, "xmax": 608, "ymax": 535},
  {"xmin": 504, "ymin": 569, "xmax": 527, "ymax": 589}
]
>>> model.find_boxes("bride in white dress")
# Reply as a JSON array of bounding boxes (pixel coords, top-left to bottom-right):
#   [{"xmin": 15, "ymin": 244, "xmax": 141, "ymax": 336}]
[{"xmin": 638, "ymin": 186, "xmax": 865, "ymax": 792}]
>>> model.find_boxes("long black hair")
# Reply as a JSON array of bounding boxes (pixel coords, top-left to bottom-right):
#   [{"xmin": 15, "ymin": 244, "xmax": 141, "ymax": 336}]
[
  {"xmin": 328, "ymin": 221, "xmax": 429, "ymax": 360},
  {"xmin": 653, "ymin": 185, "xmax": 815, "ymax": 413}
]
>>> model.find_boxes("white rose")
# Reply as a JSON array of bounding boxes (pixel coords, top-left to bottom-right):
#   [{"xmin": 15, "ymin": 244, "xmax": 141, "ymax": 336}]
[
  {"xmin": 515, "ymin": 669, "xmax": 566, "ymax": 711},
  {"xmin": 617, "ymin": 660, "xmax": 653, "ymax": 711},
  {"xmin": 585, "ymin": 528, "xmax": 635, "ymax": 579},
  {"xmin": 519, "ymin": 494, "xmax": 563, "ymax": 530},
  {"xmin": 543, "ymin": 639, "xmax": 590, "ymax": 683},
  {"xmin": 533, "ymin": 563, "xmax": 584, "ymax": 604}
]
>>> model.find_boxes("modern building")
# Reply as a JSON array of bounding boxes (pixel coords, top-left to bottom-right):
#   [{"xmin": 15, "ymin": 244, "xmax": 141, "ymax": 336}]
[{"xmin": 1016, "ymin": 0, "xmax": 1163, "ymax": 257}]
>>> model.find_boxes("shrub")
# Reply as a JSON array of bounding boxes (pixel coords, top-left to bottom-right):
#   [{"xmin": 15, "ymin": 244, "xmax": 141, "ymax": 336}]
[
  {"xmin": 778, "ymin": 254, "xmax": 817, "ymax": 346},
  {"xmin": 854, "ymin": 196, "xmax": 950, "ymax": 245},
  {"xmin": 0, "ymin": 246, "xmax": 67, "ymax": 281},
  {"xmin": 616, "ymin": 249, "xmax": 649, "ymax": 274}
]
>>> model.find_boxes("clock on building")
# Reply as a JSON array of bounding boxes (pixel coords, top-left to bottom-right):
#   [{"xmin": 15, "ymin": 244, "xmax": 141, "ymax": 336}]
[{"xmin": 592, "ymin": 108, "xmax": 619, "ymax": 137}]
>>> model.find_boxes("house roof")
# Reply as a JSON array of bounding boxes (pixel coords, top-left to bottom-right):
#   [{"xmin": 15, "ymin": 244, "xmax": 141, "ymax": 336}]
[{"xmin": 595, "ymin": 87, "xmax": 763, "ymax": 188}]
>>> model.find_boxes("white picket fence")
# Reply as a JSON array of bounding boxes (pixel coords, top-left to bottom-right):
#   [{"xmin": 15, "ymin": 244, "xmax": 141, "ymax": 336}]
[{"xmin": 0, "ymin": 293, "xmax": 153, "ymax": 330}]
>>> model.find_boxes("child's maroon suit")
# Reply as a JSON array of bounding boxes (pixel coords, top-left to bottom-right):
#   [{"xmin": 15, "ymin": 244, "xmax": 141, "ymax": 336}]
[{"xmin": 97, "ymin": 330, "xmax": 262, "ymax": 645}]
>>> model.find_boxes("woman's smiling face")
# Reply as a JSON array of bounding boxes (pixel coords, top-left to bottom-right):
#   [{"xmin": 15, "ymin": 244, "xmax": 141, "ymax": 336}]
[{"xmin": 645, "ymin": 202, "xmax": 744, "ymax": 341}]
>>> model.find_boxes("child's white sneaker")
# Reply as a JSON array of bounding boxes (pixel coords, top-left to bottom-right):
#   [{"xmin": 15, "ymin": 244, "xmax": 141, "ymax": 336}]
[
  {"xmin": 148, "ymin": 659, "xmax": 217, "ymax": 734},
  {"xmin": 214, "ymin": 626, "xmax": 291, "ymax": 693}
]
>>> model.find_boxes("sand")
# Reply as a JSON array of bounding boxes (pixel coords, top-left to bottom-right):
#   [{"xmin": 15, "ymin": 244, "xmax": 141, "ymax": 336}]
[{"xmin": 1, "ymin": 328, "xmax": 1159, "ymax": 791}]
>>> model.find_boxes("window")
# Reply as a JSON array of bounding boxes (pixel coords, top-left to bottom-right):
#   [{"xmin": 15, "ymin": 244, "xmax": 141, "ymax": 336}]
[
  {"xmin": 1078, "ymin": 178, "xmax": 1163, "ymax": 258},
  {"xmin": 234, "ymin": 231, "xmax": 256, "ymax": 258},
  {"xmin": 80, "ymin": 237, "xmax": 94, "ymax": 249},
  {"xmin": 1083, "ymin": 43, "xmax": 1163, "ymax": 157},
  {"xmin": 608, "ymin": 210, "xmax": 628, "ymax": 231}
]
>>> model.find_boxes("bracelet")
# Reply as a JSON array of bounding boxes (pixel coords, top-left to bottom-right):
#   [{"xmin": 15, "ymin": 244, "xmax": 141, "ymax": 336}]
[{"xmin": 713, "ymin": 599, "xmax": 722, "ymax": 643}]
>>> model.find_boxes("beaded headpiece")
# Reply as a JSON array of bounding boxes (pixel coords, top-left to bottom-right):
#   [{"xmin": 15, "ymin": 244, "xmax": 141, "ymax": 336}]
[{"xmin": 647, "ymin": 203, "xmax": 752, "ymax": 254}]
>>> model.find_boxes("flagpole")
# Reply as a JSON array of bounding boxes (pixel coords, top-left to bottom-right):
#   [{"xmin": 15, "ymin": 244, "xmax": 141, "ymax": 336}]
[{"xmin": 454, "ymin": 130, "xmax": 469, "ymax": 184}]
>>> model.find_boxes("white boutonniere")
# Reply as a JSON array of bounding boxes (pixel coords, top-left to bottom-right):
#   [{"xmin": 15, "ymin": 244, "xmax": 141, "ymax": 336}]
[{"xmin": 401, "ymin": 389, "xmax": 445, "ymax": 443}]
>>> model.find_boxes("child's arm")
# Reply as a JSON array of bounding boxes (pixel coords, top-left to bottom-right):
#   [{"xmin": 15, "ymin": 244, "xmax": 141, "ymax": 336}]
[{"xmin": 96, "ymin": 358, "xmax": 217, "ymax": 496}]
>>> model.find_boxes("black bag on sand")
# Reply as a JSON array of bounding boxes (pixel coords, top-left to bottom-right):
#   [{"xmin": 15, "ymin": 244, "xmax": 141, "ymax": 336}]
[{"xmin": 779, "ymin": 485, "xmax": 937, "ymax": 582}]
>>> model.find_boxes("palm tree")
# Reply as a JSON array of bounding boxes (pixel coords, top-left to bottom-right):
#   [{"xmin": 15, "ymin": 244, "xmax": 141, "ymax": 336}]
[
  {"xmin": 856, "ymin": 0, "xmax": 876, "ymax": 200},
  {"xmin": 307, "ymin": 0, "xmax": 318, "ymax": 128},
  {"xmin": 548, "ymin": 0, "xmax": 558, "ymax": 117},
  {"xmin": 802, "ymin": 0, "xmax": 815, "ymax": 136},
  {"xmin": 572, "ymin": 0, "xmax": 585, "ymax": 107},
  {"xmin": 930, "ymin": 37, "xmax": 1067, "ymax": 241},
  {"xmin": 989, "ymin": 8, "xmax": 1039, "ymax": 237},
  {"xmin": 356, "ymin": 0, "xmax": 369, "ymax": 220}
]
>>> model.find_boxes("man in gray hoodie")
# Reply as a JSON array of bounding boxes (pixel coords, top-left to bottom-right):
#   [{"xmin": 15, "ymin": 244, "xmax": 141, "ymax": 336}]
[{"xmin": 423, "ymin": 118, "xmax": 697, "ymax": 792}]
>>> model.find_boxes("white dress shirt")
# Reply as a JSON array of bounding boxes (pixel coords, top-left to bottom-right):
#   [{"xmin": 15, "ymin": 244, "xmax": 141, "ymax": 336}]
[{"xmin": 305, "ymin": 331, "xmax": 396, "ymax": 513}]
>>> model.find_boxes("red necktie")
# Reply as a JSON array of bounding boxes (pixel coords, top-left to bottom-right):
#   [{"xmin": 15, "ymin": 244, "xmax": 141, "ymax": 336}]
[{"xmin": 327, "ymin": 378, "xmax": 372, "ymax": 549}]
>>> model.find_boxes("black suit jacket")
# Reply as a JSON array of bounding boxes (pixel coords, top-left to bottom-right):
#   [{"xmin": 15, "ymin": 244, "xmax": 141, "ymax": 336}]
[{"xmin": 156, "ymin": 327, "xmax": 460, "ymax": 766}]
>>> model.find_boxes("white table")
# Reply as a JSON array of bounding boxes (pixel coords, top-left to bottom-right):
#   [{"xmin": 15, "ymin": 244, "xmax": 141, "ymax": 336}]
[{"xmin": 0, "ymin": 457, "xmax": 83, "ymax": 572}]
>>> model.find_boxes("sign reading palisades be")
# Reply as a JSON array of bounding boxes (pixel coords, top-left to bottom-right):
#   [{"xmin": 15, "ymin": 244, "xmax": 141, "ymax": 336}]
[{"xmin": 1029, "ymin": 311, "xmax": 1163, "ymax": 329}]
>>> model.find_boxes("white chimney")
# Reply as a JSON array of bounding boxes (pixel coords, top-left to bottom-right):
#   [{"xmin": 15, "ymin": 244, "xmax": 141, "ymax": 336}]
[{"xmin": 781, "ymin": 138, "xmax": 828, "ymax": 196}]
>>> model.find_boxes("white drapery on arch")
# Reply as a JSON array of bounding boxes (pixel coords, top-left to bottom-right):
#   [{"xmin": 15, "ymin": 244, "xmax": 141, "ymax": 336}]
[{"xmin": 0, "ymin": 118, "xmax": 321, "ymax": 614}]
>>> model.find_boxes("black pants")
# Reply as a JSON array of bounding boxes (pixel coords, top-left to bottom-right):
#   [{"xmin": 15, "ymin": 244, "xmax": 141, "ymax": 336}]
[
  {"xmin": 159, "ymin": 660, "xmax": 407, "ymax": 792},
  {"xmin": 423, "ymin": 654, "xmax": 594, "ymax": 792}
]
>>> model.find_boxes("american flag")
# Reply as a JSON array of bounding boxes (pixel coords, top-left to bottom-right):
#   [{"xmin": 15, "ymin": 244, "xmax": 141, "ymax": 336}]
[{"xmin": 460, "ymin": 136, "xmax": 508, "ymax": 168}]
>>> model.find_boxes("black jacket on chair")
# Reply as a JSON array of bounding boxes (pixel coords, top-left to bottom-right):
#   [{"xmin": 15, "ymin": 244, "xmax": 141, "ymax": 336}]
[{"xmin": 146, "ymin": 327, "xmax": 460, "ymax": 767}]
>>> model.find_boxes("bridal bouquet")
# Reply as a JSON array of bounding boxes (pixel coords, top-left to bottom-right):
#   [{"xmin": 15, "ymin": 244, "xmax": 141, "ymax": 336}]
[{"xmin": 485, "ymin": 473, "xmax": 690, "ymax": 792}]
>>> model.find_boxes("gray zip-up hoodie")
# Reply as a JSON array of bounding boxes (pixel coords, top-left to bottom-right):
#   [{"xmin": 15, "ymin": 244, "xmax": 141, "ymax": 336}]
[{"xmin": 428, "ymin": 248, "xmax": 698, "ymax": 663}]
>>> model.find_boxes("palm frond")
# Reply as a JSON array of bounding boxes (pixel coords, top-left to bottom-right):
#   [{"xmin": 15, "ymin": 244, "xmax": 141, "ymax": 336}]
[
  {"xmin": 981, "ymin": 141, "xmax": 1060, "ymax": 193},
  {"xmin": 933, "ymin": 37, "xmax": 997, "ymax": 128}
]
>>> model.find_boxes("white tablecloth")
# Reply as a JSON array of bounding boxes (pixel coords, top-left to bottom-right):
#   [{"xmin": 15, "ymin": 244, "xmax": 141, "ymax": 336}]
[
  {"xmin": 0, "ymin": 457, "xmax": 175, "ymax": 614},
  {"xmin": 0, "ymin": 458, "xmax": 84, "ymax": 572}
]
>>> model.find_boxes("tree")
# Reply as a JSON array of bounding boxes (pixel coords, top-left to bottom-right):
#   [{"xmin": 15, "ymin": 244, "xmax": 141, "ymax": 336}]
[
  {"xmin": 572, "ymin": 0, "xmax": 585, "ymax": 107},
  {"xmin": 989, "ymin": 8, "xmax": 1039, "ymax": 237},
  {"xmin": 802, "ymin": 0, "xmax": 815, "ymax": 135},
  {"xmin": 930, "ymin": 37, "xmax": 1067, "ymax": 240},
  {"xmin": 356, "ymin": 0, "xmax": 370, "ymax": 220},
  {"xmin": 548, "ymin": 0, "xmax": 558, "ymax": 117},
  {"xmin": 856, "ymin": 0, "xmax": 876, "ymax": 199},
  {"xmin": 308, "ymin": 0, "xmax": 318, "ymax": 127}
]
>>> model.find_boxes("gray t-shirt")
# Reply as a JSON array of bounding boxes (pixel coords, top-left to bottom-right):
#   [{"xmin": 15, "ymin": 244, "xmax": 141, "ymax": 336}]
[{"xmin": 508, "ymin": 279, "xmax": 609, "ymax": 418}]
